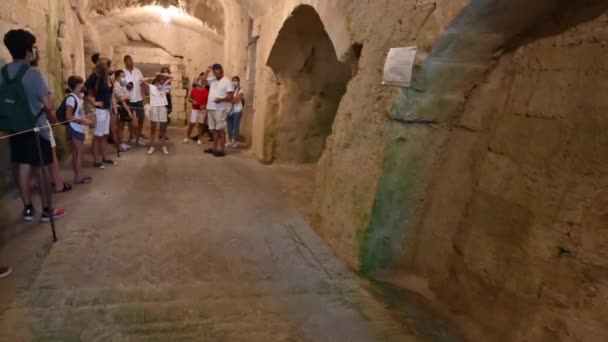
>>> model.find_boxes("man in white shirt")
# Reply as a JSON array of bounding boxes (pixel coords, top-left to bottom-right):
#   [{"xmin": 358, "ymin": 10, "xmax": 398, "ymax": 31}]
[
  {"xmin": 204, "ymin": 63, "xmax": 233, "ymax": 157},
  {"xmin": 123, "ymin": 55, "xmax": 146, "ymax": 145}
]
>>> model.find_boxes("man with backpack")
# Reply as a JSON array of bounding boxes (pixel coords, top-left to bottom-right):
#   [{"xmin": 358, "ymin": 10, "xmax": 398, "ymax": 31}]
[{"xmin": 0, "ymin": 29, "xmax": 65, "ymax": 226}]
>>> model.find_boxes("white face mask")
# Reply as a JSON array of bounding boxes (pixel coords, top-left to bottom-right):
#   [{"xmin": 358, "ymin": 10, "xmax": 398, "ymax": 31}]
[
  {"xmin": 120, "ymin": 78, "xmax": 127, "ymax": 86},
  {"xmin": 232, "ymin": 81, "xmax": 239, "ymax": 87}
]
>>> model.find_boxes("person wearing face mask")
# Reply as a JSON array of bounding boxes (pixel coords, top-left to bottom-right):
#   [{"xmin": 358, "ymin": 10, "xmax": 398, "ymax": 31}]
[
  {"xmin": 184, "ymin": 73, "xmax": 209, "ymax": 145},
  {"xmin": 0, "ymin": 29, "xmax": 65, "ymax": 226},
  {"xmin": 226, "ymin": 76, "xmax": 245, "ymax": 148},
  {"xmin": 113, "ymin": 70, "xmax": 136, "ymax": 153},
  {"xmin": 64, "ymin": 76, "xmax": 93, "ymax": 185}
]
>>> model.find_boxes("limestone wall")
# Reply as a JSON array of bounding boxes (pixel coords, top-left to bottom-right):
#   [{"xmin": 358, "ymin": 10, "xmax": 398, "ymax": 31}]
[
  {"xmin": 407, "ymin": 6, "xmax": 608, "ymax": 341},
  {"xmin": 251, "ymin": 0, "xmax": 608, "ymax": 340},
  {"xmin": 0, "ymin": 0, "xmax": 85, "ymax": 196}
]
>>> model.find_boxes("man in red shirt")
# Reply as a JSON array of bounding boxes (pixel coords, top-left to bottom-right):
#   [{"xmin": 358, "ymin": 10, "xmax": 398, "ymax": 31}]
[{"xmin": 184, "ymin": 73, "xmax": 210, "ymax": 145}]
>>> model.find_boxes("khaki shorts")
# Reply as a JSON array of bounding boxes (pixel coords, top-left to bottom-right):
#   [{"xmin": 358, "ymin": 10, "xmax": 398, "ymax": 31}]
[
  {"xmin": 150, "ymin": 106, "xmax": 168, "ymax": 123},
  {"xmin": 207, "ymin": 109, "xmax": 227, "ymax": 130},
  {"xmin": 190, "ymin": 109, "xmax": 206, "ymax": 124}
]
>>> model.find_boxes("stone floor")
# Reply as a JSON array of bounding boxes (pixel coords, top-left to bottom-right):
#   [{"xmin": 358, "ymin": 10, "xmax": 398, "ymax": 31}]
[{"xmin": 0, "ymin": 130, "xmax": 418, "ymax": 341}]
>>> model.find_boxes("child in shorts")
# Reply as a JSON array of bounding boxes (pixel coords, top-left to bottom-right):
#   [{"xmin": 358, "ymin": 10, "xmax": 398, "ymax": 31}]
[
  {"xmin": 143, "ymin": 72, "xmax": 173, "ymax": 155},
  {"xmin": 64, "ymin": 76, "xmax": 93, "ymax": 184}
]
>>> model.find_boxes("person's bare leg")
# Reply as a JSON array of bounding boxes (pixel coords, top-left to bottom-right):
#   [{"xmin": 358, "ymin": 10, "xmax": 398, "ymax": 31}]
[
  {"xmin": 93, "ymin": 136, "xmax": 100, "ymax": 163},
  {"xmin": 111, "ymin": 115, "xmax": 120, "ymax": 154},
  {"xmin": 160, "ymin": 123, "xmax": 167, "ymax": 148},
  {"xmin": 197, "ymin": 124, "xmax": 205, "ymax": 139},
  {"xmin": 212, "ymin": 130, "xmax": 220, "ymax": 151},
  {"xmin": 72, "ymin": 139, "xmax": 84, "ymax": 181},
  {"xmin": 71, "ymin": 140, "xmax": 77, "ymax": 179},
  {"xmin": 35, "ymin": 166, "xmax": 52, "ymax": 209},
  {"xmin": 16, "ymin": 164, "xmax": 33, "ymax": 206},
  {"xmin": 150, "ymin": 122, "xmax": 157, "ymax": 147},
  {"xmin": 138, "ymin": 116, "xmax": 145, "ymax": 140},
  {"xmin": 218, "ymin": 130, "xmax": 227, "ymax": 152},
  {"xmin": 50, "ymin": 147, "xmax": 64, "ymax": 191},
  {"xmin": 100, "ymin": 135, "xmax": 108, "ymax": 160},
  {"xmin": 186, "ymin": 123, "xmax": 194, "ymax": 140}
]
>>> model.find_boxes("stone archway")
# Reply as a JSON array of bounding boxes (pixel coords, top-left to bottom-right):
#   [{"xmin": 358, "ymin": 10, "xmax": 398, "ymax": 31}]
[{"xmin": 263, "ymin": 5, "xmax": 353, "ymax": 163}]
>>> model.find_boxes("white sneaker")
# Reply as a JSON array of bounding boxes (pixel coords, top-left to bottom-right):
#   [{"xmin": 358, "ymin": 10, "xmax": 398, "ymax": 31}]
[
  {"xmin": 183, "ymin": 138, "xmax": 189, "ymax": 144},
  {"xmin": 138, "ymin": 140, "xmax": 147, "ymax": 147},
  {"xmin": 197, "ymin": 140, "xmax": 202, "ymax": 145},
  {"xmin": 147, "ymin": 147, "xmax": 155, "ymax": 155},
  {"xmin": 162, "ymin": 146, "xmax": 169, "ymax": 155}
]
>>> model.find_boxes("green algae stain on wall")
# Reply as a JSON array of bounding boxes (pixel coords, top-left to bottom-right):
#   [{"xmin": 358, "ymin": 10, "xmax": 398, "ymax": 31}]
[
  {"xmin": 359, "ymin": 123, "xmax": 442, "ymax": 276},
  {"xmin": 359, "ymin": 137, "xmax": 413, "ymax": 275}
]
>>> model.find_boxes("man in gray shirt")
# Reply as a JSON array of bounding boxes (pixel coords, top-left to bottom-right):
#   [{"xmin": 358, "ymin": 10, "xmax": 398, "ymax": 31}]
[{"xmin": 0, "ymin": 29, "xmax": 65, "ymax": 234}]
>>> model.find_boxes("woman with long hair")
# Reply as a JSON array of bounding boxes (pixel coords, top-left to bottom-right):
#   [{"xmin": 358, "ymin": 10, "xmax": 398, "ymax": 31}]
[{"xmin": 85, "ymin": 58, "xmax": 118, "ymax": 168}]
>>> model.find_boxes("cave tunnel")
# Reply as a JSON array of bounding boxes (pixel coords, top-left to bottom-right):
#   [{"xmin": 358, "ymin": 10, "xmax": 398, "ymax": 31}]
[{"xmin": 1, "ymin": 0, "xmax": 608, "ymax": 341}]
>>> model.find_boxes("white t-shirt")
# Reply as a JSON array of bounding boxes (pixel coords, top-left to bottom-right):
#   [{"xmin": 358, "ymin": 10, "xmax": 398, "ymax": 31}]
[
  {"xmin": 66, "ymin": 94, "xmax": 85, "ymax": 133},
  {"xmin": 207, "ymin": 76, "xmax": 234, "ymax": 111},
  {"xmin": 148, "ymin": 83, "xmax": 170, "ymax": 107},
  {"xmin": 124, "ymin": 68, "xmax": 144, "ymax": 102},
  {"xmin": 232, "ymin": 87, "xmax": 244, "ymax": 113}
]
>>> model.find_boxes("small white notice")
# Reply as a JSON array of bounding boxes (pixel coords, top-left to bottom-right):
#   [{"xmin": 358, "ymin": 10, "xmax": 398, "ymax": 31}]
[{"xmin": 382, "ymin": 47, "xmax": 417, "ymax": 87}]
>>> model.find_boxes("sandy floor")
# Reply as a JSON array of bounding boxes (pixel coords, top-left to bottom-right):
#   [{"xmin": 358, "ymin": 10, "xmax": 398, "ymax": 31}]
[{"xmin": 0, "ymin": 128, "xmax": 418, "ymax": 341}]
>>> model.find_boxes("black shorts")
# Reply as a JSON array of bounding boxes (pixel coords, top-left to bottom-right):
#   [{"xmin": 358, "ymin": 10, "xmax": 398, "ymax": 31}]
[
  {"xmin": 10, "ymin": 131, "xmax": 52, "ymax": 166},
  {"xmin": 118, "ymin": 106, "xmax": 132, "ymax": 123},
  {"xmin": 129, "ymin": 101, "xmax": 145, "ymax": 121}
]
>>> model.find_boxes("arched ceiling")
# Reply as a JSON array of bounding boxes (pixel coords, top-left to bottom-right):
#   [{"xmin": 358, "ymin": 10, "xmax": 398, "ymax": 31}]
[{"xmin": 87, "ymin": 0, "xmax": 226, "ymax": 34}]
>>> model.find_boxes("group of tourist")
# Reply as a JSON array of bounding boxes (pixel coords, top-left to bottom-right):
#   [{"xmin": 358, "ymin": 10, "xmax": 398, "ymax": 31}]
[{"xmin": 0, "ymin": 29, "xmax": 245, "ymax": 278}]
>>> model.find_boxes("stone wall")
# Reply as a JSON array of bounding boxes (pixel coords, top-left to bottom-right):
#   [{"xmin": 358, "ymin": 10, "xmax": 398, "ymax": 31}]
[
  {"xmin": 0, "ymin": 0, "xmax": 85, "ymax": 197},
  {"xmin": 406, "ymin": 5, "xmax": 608, "ymax": 341},
  {"xmin": 251, "ymin": 0, "xmax": 608, "ymax": 340}
]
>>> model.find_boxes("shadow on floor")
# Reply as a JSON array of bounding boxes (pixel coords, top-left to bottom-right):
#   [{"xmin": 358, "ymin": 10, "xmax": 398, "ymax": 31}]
[{"xmin": 366, "ymin": 279, "xmax": 465, "ymax": 342}]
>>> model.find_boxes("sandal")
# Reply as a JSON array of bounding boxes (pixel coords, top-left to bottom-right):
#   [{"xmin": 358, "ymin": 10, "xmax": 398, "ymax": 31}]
[
  {"xmin": 75, "ymin": 176, "xmax": 92, "ymax": 184},
  {"xmin": 54, "ymin": 183, "xmax": 73, "ymax": 193}
]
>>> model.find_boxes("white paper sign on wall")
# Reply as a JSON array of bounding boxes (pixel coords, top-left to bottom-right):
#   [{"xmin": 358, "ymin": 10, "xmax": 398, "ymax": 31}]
[{"xmin": 382, "ymin": 47, "xmax": 418, "ymax": 87}]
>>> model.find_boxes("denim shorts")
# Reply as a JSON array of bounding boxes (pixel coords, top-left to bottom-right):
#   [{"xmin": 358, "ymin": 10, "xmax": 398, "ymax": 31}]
[{"xmin": 67, "ymin": 124, "xmax": 85, "ymax": 142}]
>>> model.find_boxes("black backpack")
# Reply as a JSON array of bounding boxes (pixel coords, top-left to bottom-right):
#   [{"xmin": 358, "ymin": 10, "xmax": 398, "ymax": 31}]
[
  {"xmin": 0, "ymin": 64, "xmax": 37, "ymax": 132},
  {"xmin": 56, "ymin": 94, "xmax": 79, "ymax": 126}
]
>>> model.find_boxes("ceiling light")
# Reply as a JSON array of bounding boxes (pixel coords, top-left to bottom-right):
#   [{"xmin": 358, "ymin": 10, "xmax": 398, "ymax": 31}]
[{"xmin": 161, "ymin": 9, "xmax": 171, "ymax": 23}]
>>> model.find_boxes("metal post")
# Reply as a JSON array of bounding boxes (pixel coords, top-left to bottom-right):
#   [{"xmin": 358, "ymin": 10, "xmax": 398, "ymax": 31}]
[{"xmin": 33, "ymin": 127, "xmax": 57, "ymax": 243}]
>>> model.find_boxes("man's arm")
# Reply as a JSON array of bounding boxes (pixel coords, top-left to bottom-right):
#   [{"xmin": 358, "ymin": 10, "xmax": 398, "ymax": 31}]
[
  {"xmin": 41, "ymin": 94, "xmax": 56, "ymax": 123},
  {"xmin": 214, "ymin": 91, "xmax": 234, "ymax": 103}
]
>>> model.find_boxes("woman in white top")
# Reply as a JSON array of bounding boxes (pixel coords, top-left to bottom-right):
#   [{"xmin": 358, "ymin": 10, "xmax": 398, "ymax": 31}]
[
  {"xmin": 226, "ymin": 76, "xmax": 245, "ymax": 147},
  {"xmin": 142, "ymin": 73, "xmax": 173, "ymax": 155},
  {"xmin": 64, "ymin": 76, "xmax": 93, "ymax": 184}
]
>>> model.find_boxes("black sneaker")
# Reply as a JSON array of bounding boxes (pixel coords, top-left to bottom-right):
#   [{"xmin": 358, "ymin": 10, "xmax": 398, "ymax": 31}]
[
  {"xmin": 94, "ymin": 162, "xmax": 105, "ymax": 169},
  {"xmin": 213, "ymin": 151, "xmax": 226, "ymax": 158},
  {"xmin": 0, "ymin": 266, "xmax": 12, "ymax": 279},
  {"xmin": 103, "ymin": 159, "xmax": 117, "ymax": 166},
  {"xmin": 23, "ymin": 206, "xmax": 34, "ymax": 222}
]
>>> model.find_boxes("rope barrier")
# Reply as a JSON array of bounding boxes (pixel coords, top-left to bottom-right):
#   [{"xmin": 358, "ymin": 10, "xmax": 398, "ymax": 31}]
[{"xmin": 0, "ymin": 103, "xmax": 163, "ymax": 141}]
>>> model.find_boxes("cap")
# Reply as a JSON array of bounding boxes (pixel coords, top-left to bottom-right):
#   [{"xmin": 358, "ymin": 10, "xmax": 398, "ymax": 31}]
[{"xmin": 212, "ymin": 63, "xmax": 223, "ymax": 70}]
